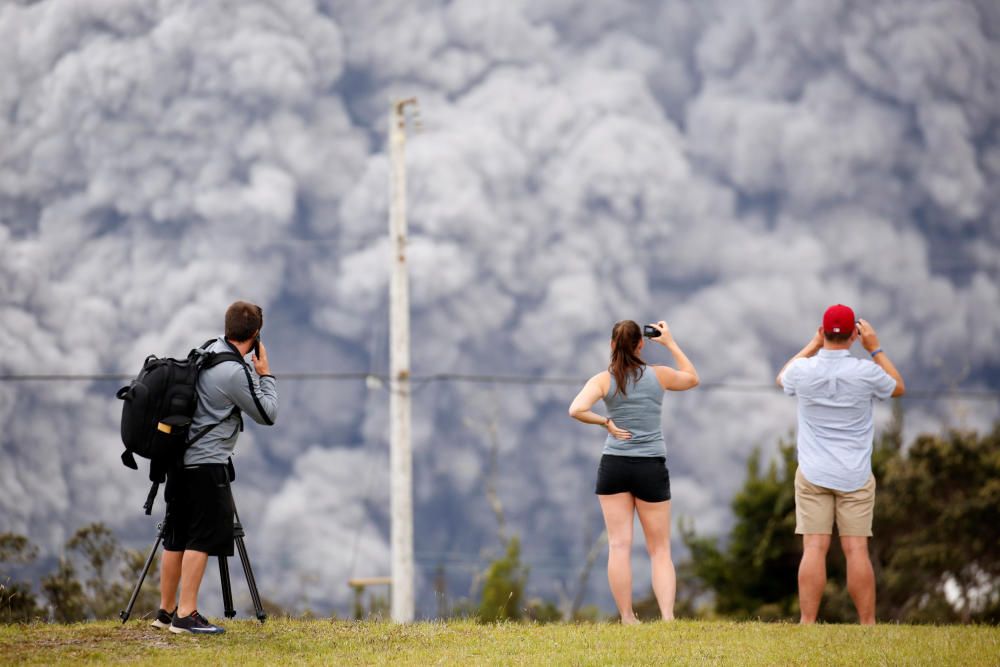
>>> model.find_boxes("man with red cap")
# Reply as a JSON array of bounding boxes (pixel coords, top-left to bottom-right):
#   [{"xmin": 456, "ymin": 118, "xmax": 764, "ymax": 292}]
[{"xmin": 776, "ymin": 305, "xmax": 905, "ymax": 625}]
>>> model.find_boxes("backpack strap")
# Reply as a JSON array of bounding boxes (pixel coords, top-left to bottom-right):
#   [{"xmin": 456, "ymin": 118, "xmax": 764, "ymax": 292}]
[
  {"xmin": 187, "ymin": 344, "xmax": 247, "ymax": 440},
  {"xmin": 121, "ymin": 450, "xmax": 139, "ymax": 470},
  {"xmin": 182, "ymin": 341, "xmax": 266, "ymax": 448},
  {"xmin": 201, "ymin": 352, "xmax": 244, "ymax": 376},
  {"xmin": 199, "ymin": 350, "xmax": 251, "ymax": 429},
  {"xmin": 186, "ymin": 418, "xmax": 228, "ymax": 446},
  {"xmin": 143, "ymin": 481, "xmax": 160, "ymax": 515}
]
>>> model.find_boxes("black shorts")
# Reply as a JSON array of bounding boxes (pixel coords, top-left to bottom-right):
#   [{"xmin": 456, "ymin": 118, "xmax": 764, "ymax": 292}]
[
  {"xmin": 595, "ymin": 455, "xmax": 671, "ymax": 503},
  {"xmin": 163, "ymin": 464, "xmax": 234, "ymax": 557}
]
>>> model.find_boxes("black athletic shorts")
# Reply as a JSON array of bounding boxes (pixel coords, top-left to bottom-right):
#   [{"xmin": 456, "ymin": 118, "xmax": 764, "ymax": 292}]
[
  {"xmin": 163, "ymin": 464, "xmax": 234, "ymax": 557},
  {"xmin": 595, "ymin": 455, "xmax": 671, "ymax": 503}
]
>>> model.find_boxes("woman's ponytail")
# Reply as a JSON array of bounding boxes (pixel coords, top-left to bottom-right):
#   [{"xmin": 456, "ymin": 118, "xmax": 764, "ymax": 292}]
[{"xmin": 609, "ymin": 320, "xmax": 645, "ymax": 396}]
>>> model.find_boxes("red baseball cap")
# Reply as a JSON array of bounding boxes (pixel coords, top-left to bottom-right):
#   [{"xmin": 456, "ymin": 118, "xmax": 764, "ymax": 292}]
[{"xmin": 823, "ymin": 304, "xmax": 856, "ymax": 334}]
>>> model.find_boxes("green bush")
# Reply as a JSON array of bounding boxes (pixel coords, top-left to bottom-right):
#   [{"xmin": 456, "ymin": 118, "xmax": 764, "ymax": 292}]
[{"xmin": 478, "ymin": 536, "xmax": 527, "ymax": 623}]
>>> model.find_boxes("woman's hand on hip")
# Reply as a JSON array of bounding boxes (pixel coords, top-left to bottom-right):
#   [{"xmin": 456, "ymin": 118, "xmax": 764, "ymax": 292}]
[{"xmin": 606, "ymin": 419, "xmax": 632, "ymax": 441}]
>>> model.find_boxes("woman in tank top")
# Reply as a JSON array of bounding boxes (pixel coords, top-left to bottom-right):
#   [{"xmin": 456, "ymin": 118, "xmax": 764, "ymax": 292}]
[{"xmin": 568, "ymin": 320, "xmax": 699, "ymax": 623}]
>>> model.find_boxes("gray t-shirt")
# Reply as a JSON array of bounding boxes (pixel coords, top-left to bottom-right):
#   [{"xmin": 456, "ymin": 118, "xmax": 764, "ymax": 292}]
[
  {"xmin": 601, "ymin": 367, "xmax": 666, "ymax": 458},
  {"xmin": 184, "ymin": 337, "xmax": 279, "ymax": 465}
]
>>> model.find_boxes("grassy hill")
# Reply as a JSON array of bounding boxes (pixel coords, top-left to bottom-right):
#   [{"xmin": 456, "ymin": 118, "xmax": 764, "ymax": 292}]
[{"xmin": 2, "ymin": 618, "xmax": 997, "ymax": 665}]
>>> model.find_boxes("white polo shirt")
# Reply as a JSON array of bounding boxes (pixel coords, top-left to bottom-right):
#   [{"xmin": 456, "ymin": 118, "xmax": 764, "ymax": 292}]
[{"xmin": 781, "ymin": 349, "xmax": 896, "ymax": 492}]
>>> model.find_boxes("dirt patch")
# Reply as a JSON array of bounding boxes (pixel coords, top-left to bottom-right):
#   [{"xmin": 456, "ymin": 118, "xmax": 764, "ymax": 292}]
[{"xmin": 16, "ymin": 626, "xmax": 182, "ymax": 654}]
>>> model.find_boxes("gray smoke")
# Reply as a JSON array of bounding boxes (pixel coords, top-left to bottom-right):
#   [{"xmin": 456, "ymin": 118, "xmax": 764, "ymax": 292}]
[{"xmin": 2, "ymin": 0, "xmax": 998, "ymax": 615}]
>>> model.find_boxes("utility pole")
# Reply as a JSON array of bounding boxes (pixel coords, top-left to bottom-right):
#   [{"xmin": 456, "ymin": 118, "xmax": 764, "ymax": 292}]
[{"xmin": 388, "ymin": 97, "xmax": 419, "ymax": 623}]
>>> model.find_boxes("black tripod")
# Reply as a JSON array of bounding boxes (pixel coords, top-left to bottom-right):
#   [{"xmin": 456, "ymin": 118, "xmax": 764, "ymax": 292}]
[{"xmin": 120, "ymin": 490, "xmax": 267, "ymax": 624}]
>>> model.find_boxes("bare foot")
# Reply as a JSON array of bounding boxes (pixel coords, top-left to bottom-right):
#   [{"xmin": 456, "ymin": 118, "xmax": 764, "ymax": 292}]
[{"xmin": 621, "ymin": 616, "xmax": 641, "ymax": 626}]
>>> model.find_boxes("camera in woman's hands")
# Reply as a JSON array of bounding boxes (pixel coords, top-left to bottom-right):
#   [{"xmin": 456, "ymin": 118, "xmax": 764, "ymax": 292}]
[{"xmin": 643, "ymin": 324, "xmax": 661, "ymax": 338}]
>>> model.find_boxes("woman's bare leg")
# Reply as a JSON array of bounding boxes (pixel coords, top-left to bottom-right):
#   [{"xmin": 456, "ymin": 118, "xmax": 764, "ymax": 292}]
[
  {"xmin": 635, "ymin": 498, "xmax": 675, "ymax": 620},
  {"xmin": 598, "ymin": 492, "xmax": 638, "ymax": 624}
]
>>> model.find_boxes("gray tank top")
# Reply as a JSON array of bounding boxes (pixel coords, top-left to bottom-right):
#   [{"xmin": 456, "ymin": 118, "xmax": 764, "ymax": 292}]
[{"xmin": 602, "ymin": 367, "xmax": 666, "ymax": 457}]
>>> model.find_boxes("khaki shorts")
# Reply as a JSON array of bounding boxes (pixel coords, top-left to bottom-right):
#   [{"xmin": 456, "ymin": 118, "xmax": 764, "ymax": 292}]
[{"xmin": 794, "ymin": 468, "xmax": 875, "ymax": 537}]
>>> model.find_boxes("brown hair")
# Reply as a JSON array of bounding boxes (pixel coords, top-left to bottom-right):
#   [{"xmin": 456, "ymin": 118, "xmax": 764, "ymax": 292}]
[
  {"xmin": 225, "ymin": 301, "xmax": 263, "ymax": 342},
  {"xmin": 609, "ymin": 320, "xmax": 645, "ymax": 397},
  {"xmin": 823, "ymin": 330, "xmax": 852, "ymax": 343}
]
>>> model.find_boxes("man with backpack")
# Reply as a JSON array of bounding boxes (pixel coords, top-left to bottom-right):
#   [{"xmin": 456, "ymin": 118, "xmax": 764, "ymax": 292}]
[
  {"xmin": 153, "ymin": 301, "xmax": 279, "ymax": 635},
  {"xmin": 776, "ymin": 304, "xmax": 904, "ymax": 625}
]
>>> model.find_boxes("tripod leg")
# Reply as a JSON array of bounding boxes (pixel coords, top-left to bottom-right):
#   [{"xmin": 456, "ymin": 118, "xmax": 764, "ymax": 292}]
[
  {"xmin": 217, "ymin": 481, "xmax": 268, "ymax": 623},
  {"xmin": 228, "ymin": 491, "xmax": 267, "ymax": 623},
  {"xmin": 120, "ymin": 521, "xmax": 165, "ymax": 623},
  {"xmin": 219, "ymin": 556, "xmax": 236, "ymax": 619},
  {"xmin": 235, "ymin": 534, "xmax": 267, "ymax": 623}
]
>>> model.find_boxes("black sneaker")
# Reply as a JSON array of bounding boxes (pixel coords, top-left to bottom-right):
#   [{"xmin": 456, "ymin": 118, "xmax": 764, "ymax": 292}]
[
  {"xmin": 151, "ymin": 607, "xmax": 176, "ymax": 629},
  {"xmin": 169, "ymin": 610, "xmax": 226, "ymax": 635}
]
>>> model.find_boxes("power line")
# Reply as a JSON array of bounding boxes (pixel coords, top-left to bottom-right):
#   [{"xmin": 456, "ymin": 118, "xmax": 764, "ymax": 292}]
[{"xmin": 0, "ymin": 371, "xmax": 997, "ymax": 400}]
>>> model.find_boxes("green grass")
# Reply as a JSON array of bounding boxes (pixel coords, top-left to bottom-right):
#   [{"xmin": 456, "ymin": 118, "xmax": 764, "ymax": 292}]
[{"xmin": 1, "ymin": 618, "xmax": 997, "ymax": 666}]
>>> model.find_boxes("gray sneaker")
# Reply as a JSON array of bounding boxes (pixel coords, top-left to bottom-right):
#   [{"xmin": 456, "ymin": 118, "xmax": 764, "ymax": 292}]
[
  {"xmin": 169, "ymin": 610, "xmax": 226, "ymax": 635},
  {"xmin": 151, "ymin": 607, "xmax": 175, "ymax": 629}
]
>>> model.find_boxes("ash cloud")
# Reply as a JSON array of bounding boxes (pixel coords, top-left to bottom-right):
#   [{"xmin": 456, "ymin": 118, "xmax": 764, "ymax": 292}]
[{"xmin": 1, "ymin": 0, "xmax": 998, "ymax": 614}]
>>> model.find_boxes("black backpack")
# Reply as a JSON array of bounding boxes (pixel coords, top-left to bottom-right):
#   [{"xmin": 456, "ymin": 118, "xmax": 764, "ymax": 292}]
[{"xmin": 116, "ymin": 340, "xmax": 243, "ymax": 514}]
